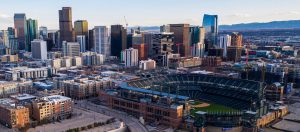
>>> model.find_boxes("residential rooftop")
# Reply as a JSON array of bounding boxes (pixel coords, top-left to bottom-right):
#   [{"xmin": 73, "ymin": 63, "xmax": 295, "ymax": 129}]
[
  {"xmin": 10, "ymin": 94, "xmax": 36, "ymax": 101},
  {"xmin": 41, "ymin": 95, "xmax": 72, "ymax": 103}
]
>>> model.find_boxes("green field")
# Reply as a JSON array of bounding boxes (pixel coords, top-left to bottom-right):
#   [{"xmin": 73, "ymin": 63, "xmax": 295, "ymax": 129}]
[{"xmin": 190, "ymin": 101, "xmax": 239, "ymax": 116}]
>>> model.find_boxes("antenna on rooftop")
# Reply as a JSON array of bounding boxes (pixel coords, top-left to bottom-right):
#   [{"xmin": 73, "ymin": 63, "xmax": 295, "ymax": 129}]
[{"xmin": 124, "ymin": 16, "xmax": 128, "ymax": 29}]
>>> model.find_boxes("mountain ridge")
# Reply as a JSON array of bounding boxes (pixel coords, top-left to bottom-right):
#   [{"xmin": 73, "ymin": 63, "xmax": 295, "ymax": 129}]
[
  {"xmin": 219, "ymin": 20, "xmax": 300, "ymax": 30},
  {"xmin": 128, "ymin": 20, "xmax": 300, "ymax": 31}
]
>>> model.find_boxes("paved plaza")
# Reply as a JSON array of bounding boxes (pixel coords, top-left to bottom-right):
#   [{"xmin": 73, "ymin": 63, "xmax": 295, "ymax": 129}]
[{"xmin": 28, "ymin": 108, "xmax": 112, "ymax": 132}]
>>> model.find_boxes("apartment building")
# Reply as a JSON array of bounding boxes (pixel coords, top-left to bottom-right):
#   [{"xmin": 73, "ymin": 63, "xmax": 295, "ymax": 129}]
[
  {"xmin": 0, "ymin": 98, "xmax": 30, "ymax": 128},
  {"xmin": 32, "ymin": 95, "xmax": 73, "ymax": 121},
  {"xmin": 62, "ymin": 78, "xmax": 113, "ymax": 99},
  {"xmin": 5, "ymin": 67, "xmax": 48, "ymax": 81}
]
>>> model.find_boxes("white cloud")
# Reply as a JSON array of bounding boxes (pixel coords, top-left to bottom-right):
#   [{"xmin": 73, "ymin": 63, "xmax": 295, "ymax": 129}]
[
  {"xmin": 0, "ymin": 14, "xmax": 10, "ymax": 18},
  {"xmin": 227, "ymin": 13, "xmax": 251, "ymax": 18},
  {"xmin": 286, "ymin": 11, "xmax": 300, "ymax": 15},
  {"xmin": 0, "ymin": 13, "xmax": 13, "ymax": 29}
]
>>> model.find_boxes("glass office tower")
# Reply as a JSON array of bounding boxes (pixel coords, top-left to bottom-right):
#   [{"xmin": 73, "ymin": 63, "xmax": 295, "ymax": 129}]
[
  {"xmin": 74, "ymin": 20, "xmax": 89, "ymax": 50},
  {"xmin": 202, "ymin": 14, "xmax": 218, "ymax": 50},
  {"xmin": 27, "ymin": 19, "xmax": 38, "ymax": 51},
  {"xmin": 14, "ymin": 13, "xmax": 27, "ymax": 50}
]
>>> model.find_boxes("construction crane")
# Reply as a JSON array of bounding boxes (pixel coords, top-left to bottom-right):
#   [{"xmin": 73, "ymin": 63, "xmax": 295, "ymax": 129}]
[
  {"xmin": 244, "ymin": 39, "xmax": 252, "ymax": 80},
  {"xmin": 123, "ymin": 16, "xmax": 128, "ymax": 29}
]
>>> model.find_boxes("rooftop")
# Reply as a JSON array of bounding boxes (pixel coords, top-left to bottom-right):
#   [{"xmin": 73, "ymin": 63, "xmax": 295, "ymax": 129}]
[
  {"xmin": 42, "ymin": 95, "xmax": 72, "ymax": 103},
  {"xmin": 10, "ymin": 94, "xmax": 36, "ymax": 101},
  {"xmin": 0, "ymin": 98, "xmax": 24, "ymax": 109}
]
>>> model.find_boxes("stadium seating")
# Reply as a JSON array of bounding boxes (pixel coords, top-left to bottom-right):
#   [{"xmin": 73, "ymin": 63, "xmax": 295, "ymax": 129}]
[{"xmin": 126, "ymin": 74, "xmax": 265, "ymax": 110}]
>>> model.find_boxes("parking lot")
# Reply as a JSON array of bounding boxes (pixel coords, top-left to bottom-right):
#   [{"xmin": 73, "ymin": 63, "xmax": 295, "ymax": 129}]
[
  {"xmin": 28, "ymin": 107, "xmax": 113, "ymax": 132},
  {"xmin": 271, "ymin": 92, "xmax": 300, "ymax": 132}
]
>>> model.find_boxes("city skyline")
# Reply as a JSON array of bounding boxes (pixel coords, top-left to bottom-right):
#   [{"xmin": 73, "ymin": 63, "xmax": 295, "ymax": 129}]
[{"xmin": 1, "ymin": 0, "xmax": 300, "ymax": 29}]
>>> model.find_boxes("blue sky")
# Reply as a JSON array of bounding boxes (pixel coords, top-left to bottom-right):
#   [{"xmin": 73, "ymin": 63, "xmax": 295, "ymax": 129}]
[{"xmin": 1, "ymin": 0, "xmax": 300, "ymax": 29}]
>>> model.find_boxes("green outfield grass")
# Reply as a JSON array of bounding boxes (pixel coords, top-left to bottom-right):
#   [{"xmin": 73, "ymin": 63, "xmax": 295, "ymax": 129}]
[{"xmin": 190, "ymin": 101, "xmax": 239, "ymax": 116}]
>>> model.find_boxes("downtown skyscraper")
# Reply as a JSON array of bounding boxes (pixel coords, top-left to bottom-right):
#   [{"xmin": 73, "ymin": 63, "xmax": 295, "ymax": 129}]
[
  {"xmin": 189, "ymin": 26, "xmax": 205, "ymax": 58},
  {"xmin": 74, "ymin": 20, "xmax": 89, "ymax": 50},
  {"xmin": 31, "ymin": 39, "xmax": 47, "ymax": 60},
  {"xmin": 202, "ymin": 14, "xmax": 218, "ymax": 50},
  {"xmin": 14, "ymin": 13, "xmax": 27, "ymax": 50},
  {"xmin": 26, "ymin": 19, "xmax": 38, "ymax": 51},
  {"xmin": 59, "ymin": 7, "xmax": 75, "ymax": 47},
  {"xmin": 170, "ymin": 24, "xmax": 190, "ymax": 57},
  {"xmin": 110, "ymin": 25, "xmax": 127, "ymax": 57},
  {"xmin": 94, "ymin": 26, "xmax": 111, "ymax": 57}
]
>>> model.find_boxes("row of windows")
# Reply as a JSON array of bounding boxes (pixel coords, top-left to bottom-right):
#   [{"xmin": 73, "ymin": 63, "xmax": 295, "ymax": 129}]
[
  {"xmin": 147, "ymin": 107, "xmax": 170, "ymax": 117},
  {"xmin": 113, "ymin": 100, "xmax": 139, "ymax": 109}
]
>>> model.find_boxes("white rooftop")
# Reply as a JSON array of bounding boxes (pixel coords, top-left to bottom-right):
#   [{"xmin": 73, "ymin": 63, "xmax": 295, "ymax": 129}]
[
  {"xmin": 10, "ymin": 94, "xmax": 36, "ymax": 101},
  {"xmin": 43, "ymin": 95, "xmax": 71, "ymax": 103}
]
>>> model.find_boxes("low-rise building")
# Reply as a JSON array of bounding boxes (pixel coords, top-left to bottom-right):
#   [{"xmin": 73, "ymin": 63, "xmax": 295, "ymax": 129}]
[
  {"xmin": 81, "ymin": 52, "xmax": 104, "ymax": 66},
  {"xmin": 169, "ymin": 57, "xmax": 202, "ymax": 69},
  {"xmin": 0, "ymin": 80, "xmax": 35, "ymax": 98},
  {"xmin": 0, "ymin": 81, "xmax": 18, "ymax": 98},
  {"xmin": 51, "ymin": 58, "xmax": 62, "ymax": 69},
  {"xmin": 17, "ymin": 79, "xmax": 35, "ymax": 94},
  {"xmin": 72, "ymin": 56, "xmax": 82, "ymax": 67},
  {"xmin": 62, "ymin": 78, "xmax": 113, "ymax": 99},
  {"xmin": 48, "ymin": 51, "xmax": 63, "ymax": 59},
  {"xmin": 5, "ymin": 67, "xmax": 48, "ymax": 81},
  {"xmin": 139, "ymin": 59, "xmax": 156, "ymax": 70},
  {"xmin": 1, "ymin": 54, "xmax": 18, "ymax": 63},
  {"xmin": 0, "ymin": 98, "xmax": 30, "ymax": 128},
  {"xmin": 61, "ymin": 57, "xmax": 72, "ymax": 68},
  {"xmin": 32, "ymin": 95, "xmax": 73, "ymax": 121},
  {"xmin": 202, "ymin": 56, "xmax": 222, "ymax": 67}
]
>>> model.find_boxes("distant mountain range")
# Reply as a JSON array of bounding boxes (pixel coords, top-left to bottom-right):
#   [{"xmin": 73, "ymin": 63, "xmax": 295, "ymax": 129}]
[
  {"xmin": 130, "ymin": 20, "xmax": 300, "ymax": 32},
  {"xmin": 219, "ymin": 20, "xmax": 300, "ymax": 31}
]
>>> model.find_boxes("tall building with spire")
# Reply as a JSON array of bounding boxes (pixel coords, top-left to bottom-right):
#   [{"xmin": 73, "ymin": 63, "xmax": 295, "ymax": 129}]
[
  {"xmin": 14, "ymin": 13, "xmax": 27, "ymax": 50},
  {"xmin": 59, "ymin": 7, "xmax": 75, "ymax": 47}
]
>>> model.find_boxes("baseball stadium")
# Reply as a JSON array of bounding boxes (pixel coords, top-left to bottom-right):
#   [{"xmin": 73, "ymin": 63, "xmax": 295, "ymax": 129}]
[
  {"xmin": 126, "ymin": 74, "xmax": 265, "ymax": 110},
  {"xmin": 115, "ymin": 74, "xmax": 288, "ymax": 131}
]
